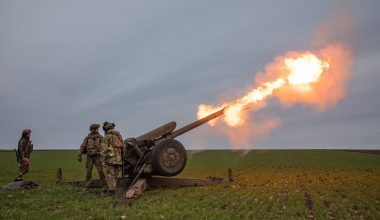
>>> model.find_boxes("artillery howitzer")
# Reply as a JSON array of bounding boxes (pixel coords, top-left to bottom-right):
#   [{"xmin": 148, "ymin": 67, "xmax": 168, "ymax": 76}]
[{"xmin": 123, "ymin": 108, "xmax": 224, "ymax": 186}]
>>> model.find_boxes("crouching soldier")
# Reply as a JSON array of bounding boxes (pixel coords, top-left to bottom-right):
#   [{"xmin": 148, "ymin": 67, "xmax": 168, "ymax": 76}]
[
  {"xmin": 15, "ymin": 129, "xmax": 34, "ymax": 181},
  {"xmin": 101, "ymin": 122, "xmax": 124, "ymax": 195},
  {"xmin": 78, "ymin": 124, "xmax": 105, "ymax": 187}
]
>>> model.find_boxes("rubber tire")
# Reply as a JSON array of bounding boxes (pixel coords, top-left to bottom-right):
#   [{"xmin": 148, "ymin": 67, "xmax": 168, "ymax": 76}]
[{"xmin": 151, "ymin": 139, "xmax": 187, "ymax": 176}]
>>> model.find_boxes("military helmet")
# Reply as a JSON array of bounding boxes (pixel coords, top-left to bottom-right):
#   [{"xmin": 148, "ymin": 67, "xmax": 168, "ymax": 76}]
[
  {"xmin": 22, "ymin": 129, "xmax": 31, "ymax": 136},
  {"xmin": 89, "ymin": 123, "xmax": 100, "ymax": 131},
  {"xmin": 102, "ymin": 121, "xmax": 108, "ymax": 131},
  {"xmin": 102, "ymin": 121, "xmax": 115, "ymax": 131}
]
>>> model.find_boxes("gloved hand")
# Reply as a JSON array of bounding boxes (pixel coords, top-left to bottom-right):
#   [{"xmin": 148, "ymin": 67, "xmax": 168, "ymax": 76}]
[{"xmin": 78, "ymin": 154, "xmax": 82, "ymax": 162}]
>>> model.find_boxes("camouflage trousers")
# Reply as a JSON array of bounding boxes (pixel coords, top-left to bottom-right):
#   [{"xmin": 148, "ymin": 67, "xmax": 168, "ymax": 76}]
[
  {"xmin": 85, "ymin": 155, "xmax": 105, "ymax": 187},
  {"xmin": 104, "ymin": 164, "xmax": 121, "ymax": 191},
  {"xmin": 17, "ymin": 156, "xmax": 30, "ymax": 179}
]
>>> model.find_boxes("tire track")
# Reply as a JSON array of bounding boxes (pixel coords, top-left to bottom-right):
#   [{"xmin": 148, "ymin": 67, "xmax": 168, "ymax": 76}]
[
  {"xmin": 317, "ymin": 190, "xmax": 335, "ymax": 220},
  {"xmin": 296, "ymin": 174, "xmax": 314, "ymax": 219}
]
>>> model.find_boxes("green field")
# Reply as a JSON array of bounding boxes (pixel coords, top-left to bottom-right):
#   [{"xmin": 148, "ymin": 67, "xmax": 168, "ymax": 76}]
[{"xmin": 1, "ymin": 150, "xmax": 379, "ymax": 219}]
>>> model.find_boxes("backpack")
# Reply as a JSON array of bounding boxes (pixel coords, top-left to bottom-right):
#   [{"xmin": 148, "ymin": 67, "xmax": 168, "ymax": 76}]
[{"xmin": 86, "ymin": 134, "xmax": 102, "ymax": 156}]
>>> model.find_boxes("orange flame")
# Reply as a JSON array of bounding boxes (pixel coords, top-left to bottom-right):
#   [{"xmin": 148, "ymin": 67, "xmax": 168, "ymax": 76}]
[{"xmin": 197, "ymin": 51, "xmax": 333, "ymax": 127}]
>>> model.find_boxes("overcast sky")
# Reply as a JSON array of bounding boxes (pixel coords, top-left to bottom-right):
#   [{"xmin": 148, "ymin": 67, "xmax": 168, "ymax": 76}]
[{"xmin": 1, "ymin": 0, "xmax": 379, "ymax": 149}]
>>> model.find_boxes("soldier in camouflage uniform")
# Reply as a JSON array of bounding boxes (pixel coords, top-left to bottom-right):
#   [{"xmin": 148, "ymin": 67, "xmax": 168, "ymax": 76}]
[
  {"xmin": 78, "ymin": 124, "xmax": 105, "ymax": 187},
  {"xmin": 15, "ymin": 129, "xmax": 34, "ymax": 181},
  {"xmin": 101, "ymin": 121, "xmax": 124, "ymax": 195}
]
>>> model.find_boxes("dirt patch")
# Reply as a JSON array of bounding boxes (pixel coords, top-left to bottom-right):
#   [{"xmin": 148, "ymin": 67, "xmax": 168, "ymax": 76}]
[
  {"xmin": 296, "ymin": 175, "xmax": 314, "ymax": 219},
  {"xmin": 296, "ymin": 175, "xmax": 305, "ymax": 190},
  {"xmin": 304, "ymin": 192, "xmax": 314, "ymax": 219},
  {"xmin": 317, "ymin": 190, "xmax": 335, "ymax": 220}
]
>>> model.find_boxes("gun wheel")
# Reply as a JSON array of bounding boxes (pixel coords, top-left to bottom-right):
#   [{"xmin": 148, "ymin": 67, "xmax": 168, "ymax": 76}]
[{"xmin": 151, "ymin": 139, "xmax": 187, "ymax": 176}]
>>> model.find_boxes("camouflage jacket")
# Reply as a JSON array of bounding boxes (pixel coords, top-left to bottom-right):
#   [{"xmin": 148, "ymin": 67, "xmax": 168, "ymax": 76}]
[
  {"xmin": 18, "ymin": 138, "xmax": 33, "ymax": 158},
  {"xmin": 79, "ymin": 132, "xmax": 103, "ymax": 156},
  {"xmin": 101, "ymin": 129, "xmax": 124, "ymax": 165}
]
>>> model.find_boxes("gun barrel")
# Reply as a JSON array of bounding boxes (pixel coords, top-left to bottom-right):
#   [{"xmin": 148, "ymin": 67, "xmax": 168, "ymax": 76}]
[{"xmin": 168, "ymin": 108, "xmax": 224, "ymax": 139}]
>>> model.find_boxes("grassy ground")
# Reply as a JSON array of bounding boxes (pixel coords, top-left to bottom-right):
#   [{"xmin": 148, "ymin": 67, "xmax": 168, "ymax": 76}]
[{"xmin": 0, "ymin": 150, "xmax": 379, "ymax": 219}]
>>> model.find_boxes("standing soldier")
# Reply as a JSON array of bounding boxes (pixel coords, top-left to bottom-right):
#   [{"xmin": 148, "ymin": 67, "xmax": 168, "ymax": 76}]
[
  {"xmin": 14, "ymin": 129, "xmax": 34, "ymax": 181},
  {"xmin": 78, "ymin": 124, "xmax": 105, "ymax": 187},
  {"xmin": 101, "ymin": 121, "xmax": 124, "ymax": 195}
]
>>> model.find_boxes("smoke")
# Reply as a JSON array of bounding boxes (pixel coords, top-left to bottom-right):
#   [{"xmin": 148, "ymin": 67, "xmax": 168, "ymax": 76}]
[
  {"xmin": 312, "ymin": 0, "xmax": 357, "ymax": 50},
  {"xmin": 256, "ymin": 0, "xmax": 355, "ymax": 110},
  {"xmin": 214, "ymin": 114, "xmax": 281, "ymax": 149},
  {"xmin": 254, "ymin": 45, "xmax": 353, "ymax": 111},
  {"xmin": 276, "ymin": 0, "xmax": 355, "ymax": 110},
  {"xmin": 197, "ymin": 1, "xmax": 356, "ymax": 149}
]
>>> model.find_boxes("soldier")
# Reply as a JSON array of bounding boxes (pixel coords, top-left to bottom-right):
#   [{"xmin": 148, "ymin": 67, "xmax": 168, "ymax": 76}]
[
  {"xmin": 101, "ymin": 121, "xmax": 124, "ymax": 195},
  {"xmin": 15, "ymin": 129, "xmax": 34, "ymax": 181},
  {"xmin": 78, "ymin": 124, "xmax": 105, "ymax": 187}
]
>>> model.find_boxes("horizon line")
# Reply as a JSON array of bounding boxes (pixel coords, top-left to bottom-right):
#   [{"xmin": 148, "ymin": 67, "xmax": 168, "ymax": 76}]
[{"xmin": 0, "ymin": 148, "xmax": 379, "ymax": 151}]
